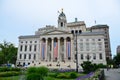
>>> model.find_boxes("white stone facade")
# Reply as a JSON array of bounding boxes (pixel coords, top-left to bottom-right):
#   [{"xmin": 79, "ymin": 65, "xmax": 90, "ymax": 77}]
[{"xmin": 16, "ymin": 11, "xmax": 107, "ymax": 69}]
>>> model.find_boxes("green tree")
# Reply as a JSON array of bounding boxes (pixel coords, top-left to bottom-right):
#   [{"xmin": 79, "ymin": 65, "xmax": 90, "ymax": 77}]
[
  {"xmin": 113, "ymin": 54, "xmax": 120, "ymax": 68},
  {"xmin": 0, "ymin": 41, "xmax": 17, "ymax": 65}
]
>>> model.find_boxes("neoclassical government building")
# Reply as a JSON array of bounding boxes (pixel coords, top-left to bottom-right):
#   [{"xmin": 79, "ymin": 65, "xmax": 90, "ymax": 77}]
[{"xmin": 16, "ymin": 10, "xmax": 111, "ymax": 69}]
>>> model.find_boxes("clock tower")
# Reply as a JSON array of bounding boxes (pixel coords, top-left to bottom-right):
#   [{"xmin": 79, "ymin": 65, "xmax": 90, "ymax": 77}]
[{"xmin": 58, "ymin": 9, "xmax": 67, "ymax": 29}]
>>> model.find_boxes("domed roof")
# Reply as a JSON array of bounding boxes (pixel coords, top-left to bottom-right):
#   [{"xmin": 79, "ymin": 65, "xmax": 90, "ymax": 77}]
[{"xmin": 59, "ymin": 12, "xmax": 66, "ymax": 17}]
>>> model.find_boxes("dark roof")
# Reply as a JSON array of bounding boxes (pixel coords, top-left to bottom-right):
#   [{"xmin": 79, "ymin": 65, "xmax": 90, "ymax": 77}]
[
  {"xmin": 19, "ymin": 35, "xmax": 40, "ymax": 39},
  {"xmin": 91, "ymin": 25, "xmax": 109, "ymax": 28}
]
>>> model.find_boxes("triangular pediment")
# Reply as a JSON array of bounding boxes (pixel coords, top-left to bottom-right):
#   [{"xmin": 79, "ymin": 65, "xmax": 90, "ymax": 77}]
[{"xmin": 43, "ymin": 29, "xmax": 70, "ymax": 35}]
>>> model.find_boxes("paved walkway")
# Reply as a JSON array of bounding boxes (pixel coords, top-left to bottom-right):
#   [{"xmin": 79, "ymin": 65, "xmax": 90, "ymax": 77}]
[{"xmin": 104, "ymin": 68, "xmax": 120, "ymax": 80}]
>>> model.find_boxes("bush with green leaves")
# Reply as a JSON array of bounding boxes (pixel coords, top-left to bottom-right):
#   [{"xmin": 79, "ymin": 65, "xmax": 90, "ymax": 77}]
[
  {"xmin": 0, "ymin": 71, "xmax": 21, "ymax": 77},
  {"xmin": 81, "ymin": 61, "xmax": 98, "ymax": 73},
  {"xmin": 26, "ymin": 73, "xmax": 42, "ymax": 80},
  {"xmin": 97, "ymin": 63, "xmax": 107, "ymax": 68},
  {"xmin": 0, "ymin": 67, "xmax": 21, "ymax": 72},
  {"xmin": 26, "ymin": 66, "xmax": 49, "ymax": 80},
  {"xmin": 69, "ymin": 72, "xmax": 77, "ymax": 78},
  {"xmin": 56, "ymin": 73, "xmax": 69, "ymax": 79}
]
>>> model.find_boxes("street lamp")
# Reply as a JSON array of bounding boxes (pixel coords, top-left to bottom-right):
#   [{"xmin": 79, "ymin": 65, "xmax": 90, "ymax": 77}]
[
  {"xmin": 72, "ymin": 30, "xmax": 81, "ymax": 72},
  {"xmin": 75, "ymin": 33, "xmax": 78, "ymax": 72}
]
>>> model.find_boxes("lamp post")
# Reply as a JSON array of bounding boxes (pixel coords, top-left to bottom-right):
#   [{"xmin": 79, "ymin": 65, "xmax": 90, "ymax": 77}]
[
  {"xmin": 72, "ymin": 30, "xmax": 81, "ymax": 72},
  {"xmin": 76, "ymin": 33, "xmax": 78, "ymax": 72}
]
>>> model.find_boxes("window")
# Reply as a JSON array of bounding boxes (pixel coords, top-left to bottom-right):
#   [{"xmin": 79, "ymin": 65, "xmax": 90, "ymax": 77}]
[
  {"xmin": 98, "ymin": 43, "xmax": 102, "ymax": 51},
  {"xmin": 20, "ymin": 45, "xmax": 23, "ymax": 51},
  {"xmin": 29, "ymin": 54, "xmax": 31, "ymax": 59},
  {"xmin": 30, "ymin": 41, "xmax": 32, "ymax": 43},
  {"xmin": 99, "ymin": 53, "xmax": 102, "ymax": 59},
  {"xmin": 34, "ymin": 45, "xmax": 37, "ymax": 51},
  {"xmin": 98, "ymin": 39, "xmax": 101, "ymax": 41},
  {"xmin": 26, "ymin": 41, "xmax": 27, "ymax": 43},
  {"xmin": 80, "ymin": 43, "xmax": 83, "ymax": 51},
  {"xmin": 35, "ymin": 41, "xmax": 37, "ymax": 43},
  {"xmin": 20, "ymin": 54, "xmax": 22, "ymax": 59},
  {"xmin": 34, "ymin": 54, "xmax": 36, "ymax": 60},
  {"xmin": 29, "ymin": 45, "xmax": 32, "ymax": 51},
  {"xmin": 93, "ymin": 53, "xmax": 96, "ymax": 60},
  {"xmin": 92, "ymin": 39, "xmax": 95, "ymax": 41},
  {"xmin": 86, "ymin": 39, "xmax": 89, "ymax": 41},
  {"xmin": 71, "ymin": 30, "xmax": 74, "ymax": 34},
  {"xmin": 86, "ymin": 43, "xmax": 89, "ymax": 51},
  {"xmin": 21, "ymin": 41, "xmax": 23, "ymax": 43},
  {"xmin": 25, "ymin": 45, "xmax": 27, "ymax": 51},
  {"xmin": 61, "ymin": 22, "xmax": 63, "ymax": 27},
  {"xmin": 81, "ymin": 54, "xmax": 83, "ymax": 60},
  {"xmin": 24, "ymin": 54, "xmax": 26, "ymax": 59}
]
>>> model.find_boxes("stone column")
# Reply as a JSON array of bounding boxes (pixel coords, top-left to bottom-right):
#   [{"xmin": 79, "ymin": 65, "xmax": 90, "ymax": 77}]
[
  {"xmin": 58, "ymin": 38, "xmax": 60, "ymax": 61},
  {"xmin": 38, "ymin": 40, "xmax": 41, "ymax": 62},
  {"xmin": 51, "ymin": 38, "xmax": 54, "ymax": 62},
  {"xmin": 71, "ymin": 38, "xmax": 73, "ymax": 61},
  {"xmin": 45, "ymin": 38, "xmax": 48, "ymax": 61},
  {"xmin": 64, "ymin": 38, "xmax": 67, "ymax": 61},
  {"xmin": 40, "ymin": 40, "xmax": 42, "ymax": 61}
]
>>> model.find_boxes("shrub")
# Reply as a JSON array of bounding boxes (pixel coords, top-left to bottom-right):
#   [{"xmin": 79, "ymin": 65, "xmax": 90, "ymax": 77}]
[
  {"xmin": 36, "ymin": 66, "xmax": 49, "ymax": 76},
  {"xmin": 97, "ymin": 63, "xmax": 107, "ymax": 68},
  {"xmin": 0, "ymin": 67, "xmax": 9, "ymax": 72},
  {"xmin": 81, "ymin": 61, "xmax": 98, "ymax": 73},
  {"xmin": 48, "ymin": 73, "xmax": 58, "ymax": 78},
  {"xmin": 0, "ymin": 67, "xmax": 21, "ymax": 72},
  {"xmin": 27, "ymin": 67, "xmax": 36, "ymax": 74},
  {"xmin": 26, "ymin": 66, "xmax": 49, "ymax": 80},
  {"xmin": 0, "ymin": 71, "xmax": 21, "ymax": 77},
  {"xmin": 10, "ymin": 68, "xmax": 21, "ymax": 72},
  {"xmin": 26, "ymin": 73, "xmax": 42, "ymax": 80},
  {"xmin": 69, "ymin": 72, "xmax": 77, "ymax": 78},
  {"xmin": 56, "ymin": 73, "xmax": 69, "ymax": 79}
]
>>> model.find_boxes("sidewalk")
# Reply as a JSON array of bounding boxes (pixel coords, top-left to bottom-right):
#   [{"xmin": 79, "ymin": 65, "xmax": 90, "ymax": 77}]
[{"xmin": 104, "ymin": 68, "xmax": 120, "ymax": 80}]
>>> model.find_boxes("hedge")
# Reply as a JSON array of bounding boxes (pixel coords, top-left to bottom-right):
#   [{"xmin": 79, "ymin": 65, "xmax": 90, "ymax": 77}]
[
  {"xmin": 0, "ymin": 67, "xmax": 21, "ymax": 72},
  {"xmin": 0, "ymin": 71, "xmax": 21, "ymax": 77}
]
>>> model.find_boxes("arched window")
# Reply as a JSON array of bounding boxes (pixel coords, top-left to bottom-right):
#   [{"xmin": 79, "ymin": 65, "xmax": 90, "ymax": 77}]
[
  {"xmin": 75, "ymin": 30, "xmax": 78, "ymax": 34},
  {"xmin": 61, "ymin": 22, "xmax": 63, "ymax": 27},
  {"xmin": 79, "ymin": 30, "xmax": 82, "ymax": 34}
]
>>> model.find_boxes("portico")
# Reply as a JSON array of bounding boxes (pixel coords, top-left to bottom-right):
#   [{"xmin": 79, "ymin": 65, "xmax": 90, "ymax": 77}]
[{"xmin": 40, "ymin": 31, "xmax": 74, "ymax": 62}]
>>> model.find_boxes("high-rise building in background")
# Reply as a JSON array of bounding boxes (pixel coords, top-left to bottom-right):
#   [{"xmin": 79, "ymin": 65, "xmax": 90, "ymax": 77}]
[{"xmin": 117, "ymin": 45, "xmax": 120, "ymax": 54}]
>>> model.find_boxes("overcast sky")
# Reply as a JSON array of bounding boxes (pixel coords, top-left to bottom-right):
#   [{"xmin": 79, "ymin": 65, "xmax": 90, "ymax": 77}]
[{"xmin": 0, "ymin": 0, "xmax": 120, "ymax": 56}]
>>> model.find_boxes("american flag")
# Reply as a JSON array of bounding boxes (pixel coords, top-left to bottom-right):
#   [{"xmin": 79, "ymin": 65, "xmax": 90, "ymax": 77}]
[
  {"xmin": 66, "ymin": 42, "xmax": 71, "ymax": 58},
  {"xmin": 41, "ymin": 43, "xmax": 46, "ymax": 59},
  {"xmin": 54, "ymin": 42, "xmax": 58, "ymax": 59}
]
